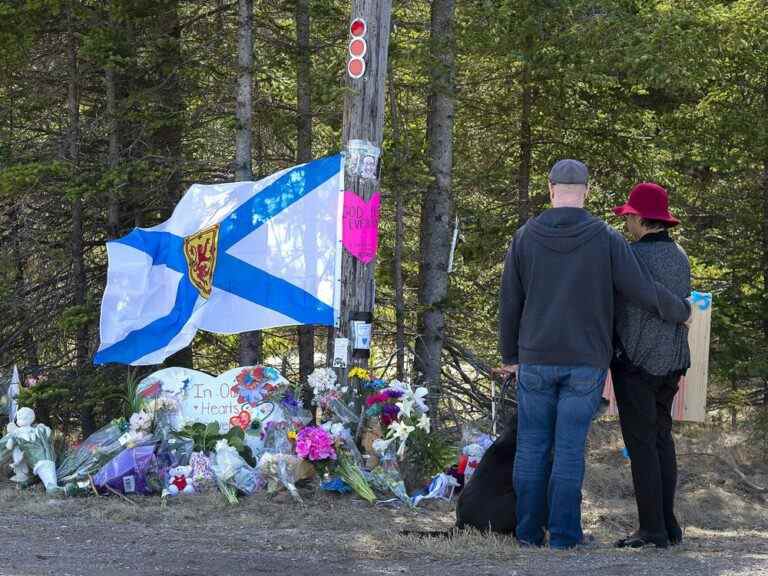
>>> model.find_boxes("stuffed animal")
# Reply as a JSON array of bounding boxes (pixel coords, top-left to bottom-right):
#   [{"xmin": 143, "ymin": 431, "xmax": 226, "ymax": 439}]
[
  {"xmin": 166, "ymin": 465, "xmax": 194, "ymax": 495},
  {"xmin": 126, "ymin": 411, "xmax": 152, "ymax": 447}
]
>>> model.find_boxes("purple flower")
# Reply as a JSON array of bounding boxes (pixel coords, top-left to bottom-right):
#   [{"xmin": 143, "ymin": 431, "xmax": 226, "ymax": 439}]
[
  {"xmin": 384, "ymin": 389, "xmax": 404, "ymax": 399},
  {"xmin": 382, "ymin": 404, "xmax": 400, "ymax": 417},
  {"xmin": 281, "ymin": 390, "xmax": 300, "ymax": 410},
  {"xmin": 381, "ymin": 403, "xmax": 400, "ymax": 426}
]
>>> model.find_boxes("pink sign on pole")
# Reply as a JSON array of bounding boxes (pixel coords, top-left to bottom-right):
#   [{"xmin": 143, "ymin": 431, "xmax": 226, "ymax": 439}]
[{"xmin": 342, "ymin": 191, "xmax": 380, "ymax": 263}]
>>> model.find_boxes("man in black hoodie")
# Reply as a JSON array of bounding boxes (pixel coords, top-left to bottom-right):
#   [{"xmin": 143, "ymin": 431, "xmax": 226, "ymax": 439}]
[{"xmin": 498, "ymin": 159, "xmax": 690, "ymax": 550}]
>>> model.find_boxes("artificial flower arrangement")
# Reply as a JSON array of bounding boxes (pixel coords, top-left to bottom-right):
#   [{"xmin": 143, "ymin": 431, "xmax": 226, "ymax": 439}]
[
  {"xmin": 357, "ymin": 370, "xmax": 430, "ymax": 458},
  {"xmin": 231, "ymin": 366, "xmax": 283, "ymax": 407}
]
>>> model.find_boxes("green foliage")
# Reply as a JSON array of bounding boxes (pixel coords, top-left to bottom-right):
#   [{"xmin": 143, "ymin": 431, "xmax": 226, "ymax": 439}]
[
  {"xmin": 175, "ymin": 421, "xmax": 253, "ymax": 464},
  {"xmin": 58, "ymin": 305, "xmax": 97, "ymax": 332},
  {"xmin": 406, "ymin": 427, "xmax": 457, "ymax": 479},
  {"xmin": 17, "ymin": 367, "xmax": 127, "ymax": 433},
  {"xmin": 123, "ymin": 369, "xmax": 143, "ymax": 420}
]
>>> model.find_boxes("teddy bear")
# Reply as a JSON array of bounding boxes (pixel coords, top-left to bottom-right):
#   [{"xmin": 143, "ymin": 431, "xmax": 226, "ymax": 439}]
[
  {"xmin": 166, "ymin": 465, "xmax": 194, "ymax": 495},
  {"xmin": 126, "ymin": 411, "xmax": 152, "ymax": 447}
]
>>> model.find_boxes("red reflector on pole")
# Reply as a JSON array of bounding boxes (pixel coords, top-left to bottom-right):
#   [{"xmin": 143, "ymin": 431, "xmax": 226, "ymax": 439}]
[
  {"xmin": 347, "ymin": 57, "xmax": 365, "ymax": 79},
  {"xmin": 349, "ymin": 38, "xmax": 367, "ymax": 58},
  {"xmin": 350, "ymin": 18, "xmax": 366, "ymax": 37}
]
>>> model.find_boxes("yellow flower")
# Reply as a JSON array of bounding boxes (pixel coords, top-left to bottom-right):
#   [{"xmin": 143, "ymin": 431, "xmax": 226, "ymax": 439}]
[
  {"xmin": 287, "ymin": 430, "xmax": 297, "ymax": 442},
  {"xmin": 349, "ymin": 367, "xmax": 370, "ymax": 380}
]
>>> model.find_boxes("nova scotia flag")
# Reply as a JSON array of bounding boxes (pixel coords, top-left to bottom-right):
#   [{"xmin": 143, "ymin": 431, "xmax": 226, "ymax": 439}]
[{"xmin": 95, "ymin": 155, "xmax": 343, "ymax": 365}]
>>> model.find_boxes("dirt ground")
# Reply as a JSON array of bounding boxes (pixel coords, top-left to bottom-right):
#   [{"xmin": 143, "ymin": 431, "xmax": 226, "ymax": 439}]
[{"xmin": 1, "ymin": 421, "xmax": 767, "ymax": 576}]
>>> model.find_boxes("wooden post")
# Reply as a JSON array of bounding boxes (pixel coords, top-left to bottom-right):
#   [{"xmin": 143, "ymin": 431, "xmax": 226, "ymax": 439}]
[{"xmin": 337, "ymin": 0, "xmax": 393, "ymax": 380}]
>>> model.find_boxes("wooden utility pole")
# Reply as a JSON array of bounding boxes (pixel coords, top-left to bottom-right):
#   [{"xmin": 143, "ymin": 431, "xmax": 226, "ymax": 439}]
[{"xmin": 337, "ymin": 0, "xmax": 393, "ymax": 379}]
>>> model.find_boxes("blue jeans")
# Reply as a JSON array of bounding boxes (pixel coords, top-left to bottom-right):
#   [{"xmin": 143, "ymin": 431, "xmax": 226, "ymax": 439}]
[{"xmin": 513, "ymin": 364, "xmax": 606, "ymax": 549}]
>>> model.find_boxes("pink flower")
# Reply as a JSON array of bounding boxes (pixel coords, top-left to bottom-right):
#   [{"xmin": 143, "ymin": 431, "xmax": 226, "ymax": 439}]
[
  {"xmin": 295, "ymin": 426, "xmax": 337, "ymax": 462},
  {"xmin": 365, "ymin": 392, "xmax": 388, "ymax": 407}
]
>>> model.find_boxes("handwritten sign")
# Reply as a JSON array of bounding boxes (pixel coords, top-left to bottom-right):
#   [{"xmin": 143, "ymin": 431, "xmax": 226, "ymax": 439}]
[
  {"xmin": 343, "ymin": 191, "xmax": 380, "ymax": 263},
  {"xmin": 136, "ymin": 366, "xmax": 287, "ymax": 432}
]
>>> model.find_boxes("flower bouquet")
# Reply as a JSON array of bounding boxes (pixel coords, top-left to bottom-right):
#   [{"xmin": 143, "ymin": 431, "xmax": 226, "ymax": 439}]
[
  {"xmin": 368, "ymin": 438, "xmax": 412, "ymax": 507},
  {"xmin": 257, "ymin": 452, "xmax": 302, "ymax": 502},
  {"xmin": 189, "ymin": 451, "xmax": 215, "ymax": 491},
  {"xmin": 367, "ymin": 379, "xmax": 430, "ymax": 458},
  {"xmin": 295, "ymin": 425, "xmax": 337, "ymax": 475},
  {"xmin": 307, "ymin": 368, "xmax": 358, "ymax": 424},
  {"xmin": 320, "ymin": 422, "xmax": 375, "ymax": 503},
  {"xmin": 56, "ymin": 421, "xmax": 128, "ymax": 484},
  {"xmin": 361, "ymin": 379, "xmax": 431, "ymax": 506},
  {"xmin": 211, "ymin": 439, "xmax": 261, "ymax": 504},
  {"xmin": 92, "ymin": 444, "xmax": 160, "ymax": 496}
]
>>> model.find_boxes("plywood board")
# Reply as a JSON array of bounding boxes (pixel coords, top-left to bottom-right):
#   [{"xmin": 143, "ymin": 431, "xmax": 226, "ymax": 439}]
[{"xmin": 602, "ymin": 294, "xmax": 712, "ymax": 422}]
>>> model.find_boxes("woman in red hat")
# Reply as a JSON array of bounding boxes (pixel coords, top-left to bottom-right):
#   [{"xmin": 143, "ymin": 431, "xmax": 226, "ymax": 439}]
[{"xmin": 611, "ymin": 182, "xmax": 690, "ymax": 549}]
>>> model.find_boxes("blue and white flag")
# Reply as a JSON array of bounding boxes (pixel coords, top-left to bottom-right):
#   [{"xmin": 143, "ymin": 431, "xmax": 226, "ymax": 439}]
[{"xmin": 95, "ymin": 155, "xmax": 343, "ymax": 366}]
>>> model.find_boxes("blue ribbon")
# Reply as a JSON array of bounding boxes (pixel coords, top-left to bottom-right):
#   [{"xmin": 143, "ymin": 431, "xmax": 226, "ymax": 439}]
[{"xmin": 690, "ymin": 291, "xmax": 712, "ymax": 311}]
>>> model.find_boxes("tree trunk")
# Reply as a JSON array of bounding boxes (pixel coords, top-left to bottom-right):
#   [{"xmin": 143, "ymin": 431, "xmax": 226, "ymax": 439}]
[
  {"xmin": 762, "ymin": 158, "xmax": 768, "ymax": 404},
  {"xmin": 414, "ymin": 0, "xmax": 456, "ymax": 423},
  {"xmin": 235, "ymin": 0, "xmax": 253, "ymax": 183},
  {"xmin": 153, "ymin": 0, "xmax": 193, "ymax": 369},
  {"xmin": 67, "ymin": 4, "xmax": 95, "ymax": 435},
  {"xmin": 388, "ymin": 70, "xmax": 406, "ymax": 381},
  {"xmin": 296, "ymin": 0, "xmax": 315, "ymax": 407},
  {"xmin": 517, "ymin": 66, "xmax": 532, "ymax": 227},
  {"xmin": 235, "ymin": 0, "xmax": 263, "ymax": 367},
  {"xmin": 106, "ymin": 63, "xmax": 120, "ymax": 239},
  {"xmin": 10, "ymin": 206, "xmax": 38, "ymax": 371},
  {"xmin": 155, "ymin": 0, "xmax": 184, "ymax": 214},
  {"xmin": 336, "ymin": 0, "xmax": 393, "ymax": 387}
]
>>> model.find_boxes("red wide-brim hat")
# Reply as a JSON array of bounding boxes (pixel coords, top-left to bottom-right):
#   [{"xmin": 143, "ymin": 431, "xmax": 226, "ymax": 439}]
[{"xmin": 613, "ymin": 182, "xmax": 680, "ymax": 225}]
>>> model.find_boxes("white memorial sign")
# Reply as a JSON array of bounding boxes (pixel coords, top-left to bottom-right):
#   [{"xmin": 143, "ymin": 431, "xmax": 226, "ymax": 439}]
[{"xmin": 136, "ymin": 366, "xmax": 288, "ymax": 432}]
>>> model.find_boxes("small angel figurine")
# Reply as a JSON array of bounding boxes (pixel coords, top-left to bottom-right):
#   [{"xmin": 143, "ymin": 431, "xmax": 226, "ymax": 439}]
[{"xmin": 0, "ymin": 407, "xmax": 61, "ymax": 493}]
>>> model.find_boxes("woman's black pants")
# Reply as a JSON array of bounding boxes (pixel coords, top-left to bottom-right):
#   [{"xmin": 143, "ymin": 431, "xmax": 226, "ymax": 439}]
[{"xmin": 612, "ymin": 362, "xmax": 682, "ymax": 544}]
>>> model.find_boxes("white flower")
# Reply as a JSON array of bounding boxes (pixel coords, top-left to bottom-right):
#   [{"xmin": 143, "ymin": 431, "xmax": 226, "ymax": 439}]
[
  {"xmin": 307, "ymin": 368, "xmax": 339, "ymax": 395},
  {"xmin": 389, "ymin": 380, "xmax": 429, "ymax": 418},
  {"xmin": 387, "ymin": 420, "xmax": 415, "ymax": 451},
  {"xmin": 396, "ymin": 396, "xmax": 415, "ymax": 418},
  {"xmin": 417, "ymin": 413, "xmax": 431, "ymax": 433},
  {"xmin": 388, "ymin": 379, "xmax": 408, "ymax": 393},
  {"xmin": 321, "ymin": 422, "xmax": 348, "ymax": 440},
  {"xmin": 129, "ymin": 411, "xmax": 152, "ymax": 433},
  {"xmin": 412, "ymin": 386, "xmax": 429, "ymax": 413},
  {"xmin": 214, "ymin": 439, "xmax": 230, "ymax": 453},
  {"xmin": 372, "ymin": 438, "xmax": 393, "ymax": 456}
]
